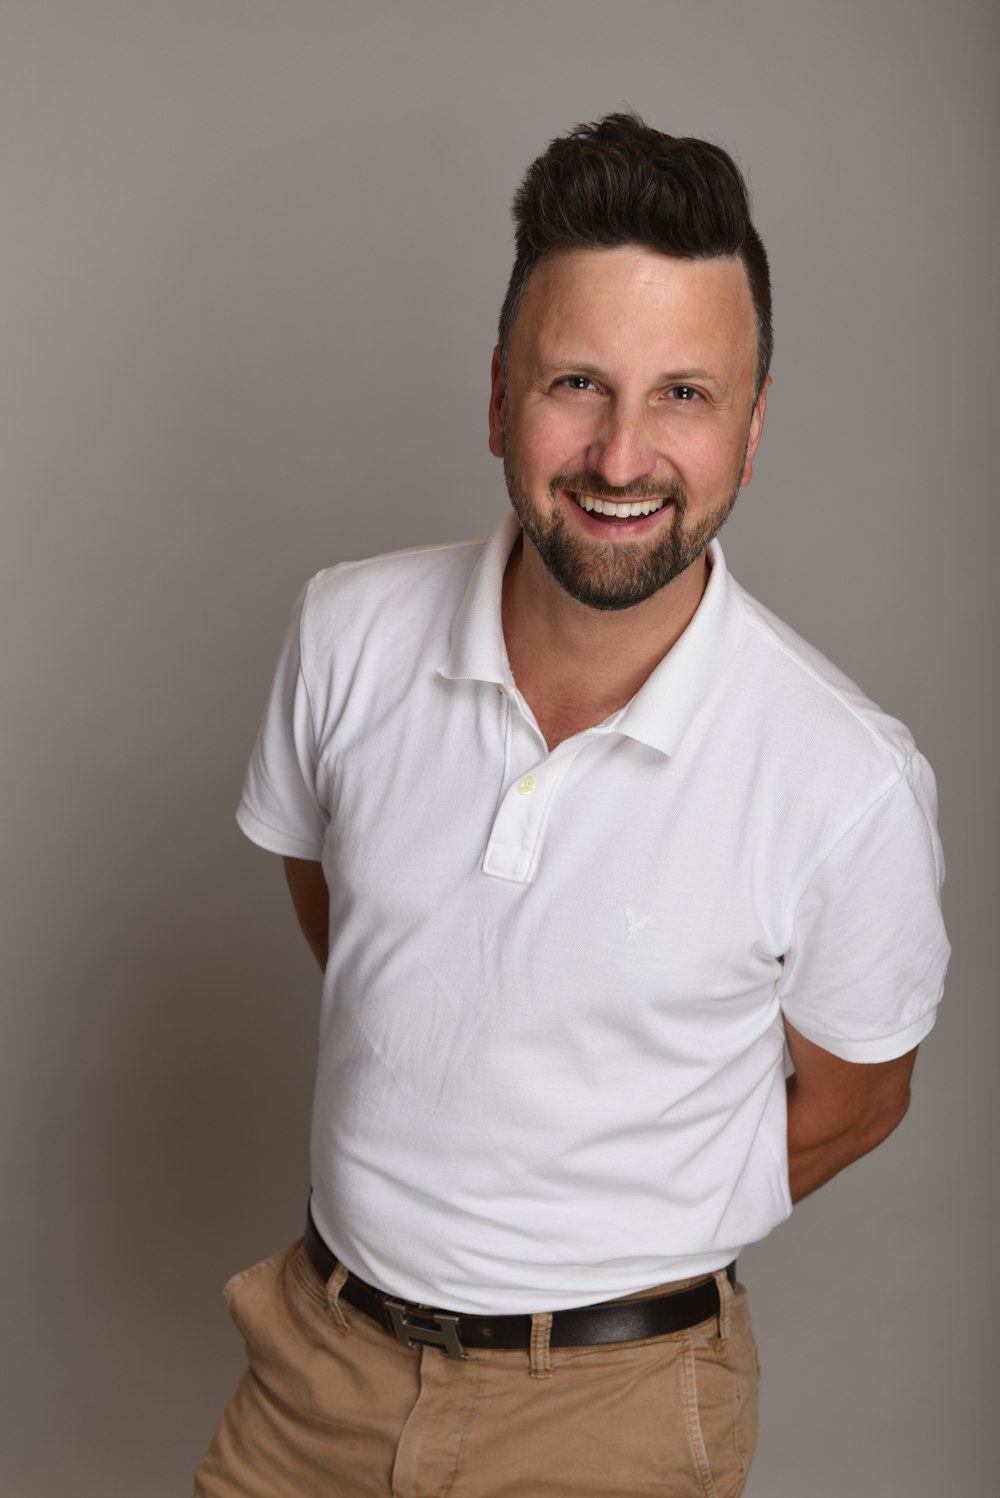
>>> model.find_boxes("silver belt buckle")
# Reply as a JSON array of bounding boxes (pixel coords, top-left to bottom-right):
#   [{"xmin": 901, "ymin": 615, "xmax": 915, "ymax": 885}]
[{"xmin": 384, "ymin": 1297, "xmax": 468, "ymax": 1360}]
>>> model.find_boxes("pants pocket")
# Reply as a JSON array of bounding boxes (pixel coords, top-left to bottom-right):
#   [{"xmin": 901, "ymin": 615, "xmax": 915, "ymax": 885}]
[
  {"xmin": 681, "ymin": 1288, "xmax": 759, "ymax": 1498},
  {"xmin": 222, "ymin": 1243, "xmax": 295, "ymax": 1324},
  {"xmin": 196, "ymin": 1241, "xmax": 349, "ymax": 1497}
]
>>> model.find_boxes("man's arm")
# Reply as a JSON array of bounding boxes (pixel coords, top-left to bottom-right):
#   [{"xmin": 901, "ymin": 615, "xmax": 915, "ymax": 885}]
[
  {"xmin": 283, "ymin": 857, "xmax": 329, "ymax": 970},
  {"xmin": 785, "ymin": 1020, "xmax": 917, "ymax": 1203}
]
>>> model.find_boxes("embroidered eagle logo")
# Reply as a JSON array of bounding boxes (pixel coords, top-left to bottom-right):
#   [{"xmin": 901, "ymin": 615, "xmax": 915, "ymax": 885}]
[{"xmin": 624, "ymin": 906, "xmax": 651, "ymax": 942}]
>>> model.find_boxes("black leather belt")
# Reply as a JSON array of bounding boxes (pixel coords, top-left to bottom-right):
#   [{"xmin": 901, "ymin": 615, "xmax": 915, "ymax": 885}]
[{"xmin": 305, "ymin": 1208, "xmax": 736, "ymax": 1362}]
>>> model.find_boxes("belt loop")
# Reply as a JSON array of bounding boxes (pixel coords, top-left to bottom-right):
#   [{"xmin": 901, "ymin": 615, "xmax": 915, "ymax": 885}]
[
  {"xmin": 324, "ymin": 1262, "xmax": 351, "ymax": 1332},
  {"xmin": 529, "ymin": 1310, "xmax": 553, "ymax": 1379},
  {"xmin": 714, "ymin": 1269, "xmax": 733, "ymax": 1344}
]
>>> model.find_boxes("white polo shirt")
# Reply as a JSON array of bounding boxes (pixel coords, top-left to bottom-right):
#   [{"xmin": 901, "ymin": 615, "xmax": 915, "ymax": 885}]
[{"xmin": 237, "ymin": 516, "xmax": 948, "ymax": 1313}]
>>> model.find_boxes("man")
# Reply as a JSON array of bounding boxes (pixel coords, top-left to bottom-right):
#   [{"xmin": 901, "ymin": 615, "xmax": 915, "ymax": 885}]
[{"xmin": 195, "ymin": 114, "xmax": 948, "ymax": 1497}]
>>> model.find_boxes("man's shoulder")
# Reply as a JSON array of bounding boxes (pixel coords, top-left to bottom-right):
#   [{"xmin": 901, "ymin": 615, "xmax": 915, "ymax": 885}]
[
  {"xmin": 306, "ymin": 534, "xmax": 486, "ymax": 609},
  {"xmin": 731, "ymin": 581, "xmax": 918, "ymax": 775},
  {"xmin": 294, "ymin": 534, "xmax": 488, "ymax": 647}
]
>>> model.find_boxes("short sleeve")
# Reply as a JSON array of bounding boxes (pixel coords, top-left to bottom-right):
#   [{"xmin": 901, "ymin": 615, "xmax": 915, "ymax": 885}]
[
  {"xmin": 236, "ymin": 582, "xmax": 328, "ymax": 860},
  {"xmin": 777, "ymin": 749, "xmax": 949, "ymax": 1062}
]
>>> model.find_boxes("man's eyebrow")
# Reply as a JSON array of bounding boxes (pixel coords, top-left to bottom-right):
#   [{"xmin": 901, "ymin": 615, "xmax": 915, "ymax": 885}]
[
  {"xmin": 532, "ymin": 359, "xmax": 605, "ymax": 381},
  {"xmin": 533, "ymin": 359, "xmax": 730, "ymax": 391},
  {"xmin": 657, "ymin": 367, "xmax": 731, "ymax": 391}
]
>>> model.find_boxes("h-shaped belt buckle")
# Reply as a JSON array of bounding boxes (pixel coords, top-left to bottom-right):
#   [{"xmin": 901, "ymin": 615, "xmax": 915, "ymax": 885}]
[{"xmin": 384, "ymin": 1297, "xmax": 469, "ymax": 1360}]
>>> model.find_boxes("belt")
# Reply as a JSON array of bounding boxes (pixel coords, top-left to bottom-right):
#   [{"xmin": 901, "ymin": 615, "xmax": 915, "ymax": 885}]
[{"xmin": 305, "ymin": 1208, "xmax": 736, "ymax": 1362}]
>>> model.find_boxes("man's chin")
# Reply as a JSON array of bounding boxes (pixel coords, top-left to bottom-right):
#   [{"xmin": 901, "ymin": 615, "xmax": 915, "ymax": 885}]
[
  {"xmin": 529, "ymin": 530, "xmax": 697, "ymax": 612},
  {"xmin": 506, "ymin": 471, "xmax": 737, "ymax": 613}
]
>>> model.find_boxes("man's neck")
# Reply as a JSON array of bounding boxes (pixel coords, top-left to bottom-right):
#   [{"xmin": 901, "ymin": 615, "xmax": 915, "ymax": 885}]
[{"xmin": 501, "ymin": 534, "xmax": 710, "ymax": 751}]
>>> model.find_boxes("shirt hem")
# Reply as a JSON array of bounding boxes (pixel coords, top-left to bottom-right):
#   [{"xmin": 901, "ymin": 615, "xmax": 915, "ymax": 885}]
[
  {"xmin": 235, "ymin": 801, "xmax": 325, "ymax": 860},
  {"xmin": 780, "ymin": 1005, "xmax": 938, "ymax": 1063}
]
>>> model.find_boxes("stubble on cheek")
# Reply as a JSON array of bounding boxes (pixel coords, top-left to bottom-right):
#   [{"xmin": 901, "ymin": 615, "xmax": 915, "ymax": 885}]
[
  {"xmin": 502, "ymin": 450, "xmax": 721, "ymax": 611},
  {"xmin": 499, "ymin": 405, "xmax": 753, "ymax": 611}
]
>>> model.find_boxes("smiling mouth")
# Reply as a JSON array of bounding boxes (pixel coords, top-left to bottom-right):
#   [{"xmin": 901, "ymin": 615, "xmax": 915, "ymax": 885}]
[{"xmin": 570, "ymin": 492, "xmax": 669, "ymax": 519}]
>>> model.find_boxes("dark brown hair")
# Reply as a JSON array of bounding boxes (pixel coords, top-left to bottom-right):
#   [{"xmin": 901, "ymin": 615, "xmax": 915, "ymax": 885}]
[{"xmin": 498, "ymin": 113, "xmax": 772, "ymax": 397}]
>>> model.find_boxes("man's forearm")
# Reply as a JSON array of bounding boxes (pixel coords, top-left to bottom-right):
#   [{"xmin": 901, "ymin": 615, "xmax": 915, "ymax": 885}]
[
  {"xmin": 783, "ymin": 1023, "xmax": 917, "ymax": 1203},
  {"xmin": 785, "ymin": 1073, "xmax": 908, "ymax": 1202},
  {"xmin": 283, "ymin": 857, "xmax": 330, "ymax": 971}
]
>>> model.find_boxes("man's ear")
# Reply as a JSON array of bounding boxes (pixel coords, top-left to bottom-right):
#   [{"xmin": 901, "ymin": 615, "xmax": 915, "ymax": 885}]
[
  {"xmin": 488, "ymin": 346, "xmax": 505, "ymax": 458},
  {"xmin": 740, "ymin": 375, "xmax": 771, "ymax": 488}
]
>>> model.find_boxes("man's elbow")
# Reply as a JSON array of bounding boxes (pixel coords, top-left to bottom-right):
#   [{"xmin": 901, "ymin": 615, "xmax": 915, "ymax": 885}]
[{"xmin": 857, "ymin": 1082, "xmax": 912, "ymax": 1156}]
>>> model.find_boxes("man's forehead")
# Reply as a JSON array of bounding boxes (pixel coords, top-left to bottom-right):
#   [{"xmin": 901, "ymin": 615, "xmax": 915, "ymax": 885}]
[
  {"xmin": 523, "ymin": 243, "xmax": 752, "ymax": 308},
  {"xmin": 512, "ymin": 245, "xmax": 757, "ymax": 369}
]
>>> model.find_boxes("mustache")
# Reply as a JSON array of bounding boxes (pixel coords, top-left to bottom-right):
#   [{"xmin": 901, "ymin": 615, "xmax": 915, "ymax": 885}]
[{"xmin": 550, "ymin": 472, "xmax": 686, "ymax": 505}]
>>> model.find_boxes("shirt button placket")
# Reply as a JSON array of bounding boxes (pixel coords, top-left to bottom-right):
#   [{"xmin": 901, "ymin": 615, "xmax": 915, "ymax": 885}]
[{"xmin": 482, "ymin": 761, "xmax": 551, "ymax": 882}]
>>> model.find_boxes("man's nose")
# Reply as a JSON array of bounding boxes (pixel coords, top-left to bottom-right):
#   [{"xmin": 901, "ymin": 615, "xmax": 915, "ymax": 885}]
[{"xmin": 585, "ymin": 401, "xmax": 660, "ymax": 490}]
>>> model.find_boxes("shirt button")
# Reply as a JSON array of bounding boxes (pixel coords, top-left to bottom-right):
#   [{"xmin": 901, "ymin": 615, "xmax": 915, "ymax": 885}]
[{"xmin": 517, "ymin": 775, "xmax": 537, "ymax": 795}]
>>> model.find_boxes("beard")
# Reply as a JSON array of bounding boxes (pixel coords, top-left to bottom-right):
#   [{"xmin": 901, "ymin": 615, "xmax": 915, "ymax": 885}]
[{"xmin": 503, "ymin": 456, "xmax": 743, "ymax": 612}]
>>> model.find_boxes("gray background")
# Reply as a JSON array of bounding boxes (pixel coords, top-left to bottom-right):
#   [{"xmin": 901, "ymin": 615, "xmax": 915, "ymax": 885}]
[{"xmin": 2, "ymin": 1, "xmax": 996, "ymax": 1493}]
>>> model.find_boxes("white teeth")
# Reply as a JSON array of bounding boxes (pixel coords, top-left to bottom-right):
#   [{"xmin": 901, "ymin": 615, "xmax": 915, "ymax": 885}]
[{"xmin": 573, "ymin": 493, "xmax": 666, "ymax": 518}]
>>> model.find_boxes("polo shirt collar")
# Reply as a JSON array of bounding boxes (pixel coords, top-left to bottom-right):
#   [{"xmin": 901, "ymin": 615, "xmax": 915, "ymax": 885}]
[
  {"xmin": 616, "ymin": 539, "xmax": 746, "ymax": 757},
  {"xmin": 437, "ymin": 513, "xmax": 520, "ymax": 687},
  {"xmin": 437, "ymin": 515, "xmax": 746, "ymax": 759}
]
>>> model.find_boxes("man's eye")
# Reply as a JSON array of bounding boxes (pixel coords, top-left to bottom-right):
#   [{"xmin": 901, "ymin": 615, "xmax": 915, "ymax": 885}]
[
  {"xmin": 560, "ymin": 375, "xmax": 597, "ymax": 392},
  {"xmin": 670, "ymin": 385, "xmax": 701, "ymax": 402}
]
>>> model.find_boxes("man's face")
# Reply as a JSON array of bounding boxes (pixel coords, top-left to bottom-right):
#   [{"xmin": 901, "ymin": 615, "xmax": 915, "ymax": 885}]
[{"xmin": 488, "ymin": 246, "xmax": 769, "ymax": 611}]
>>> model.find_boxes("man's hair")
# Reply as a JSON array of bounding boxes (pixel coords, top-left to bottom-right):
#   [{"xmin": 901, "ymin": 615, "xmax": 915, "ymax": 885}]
[{"xmin": 498, "ymin": 113, "xmax": 773, "ymax": 398}]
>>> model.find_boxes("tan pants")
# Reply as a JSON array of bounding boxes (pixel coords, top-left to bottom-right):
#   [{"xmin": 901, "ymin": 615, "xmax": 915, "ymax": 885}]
[{"xmin": 193, "ymin": 1239, "xmax": 759, "ymax": 1498}]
